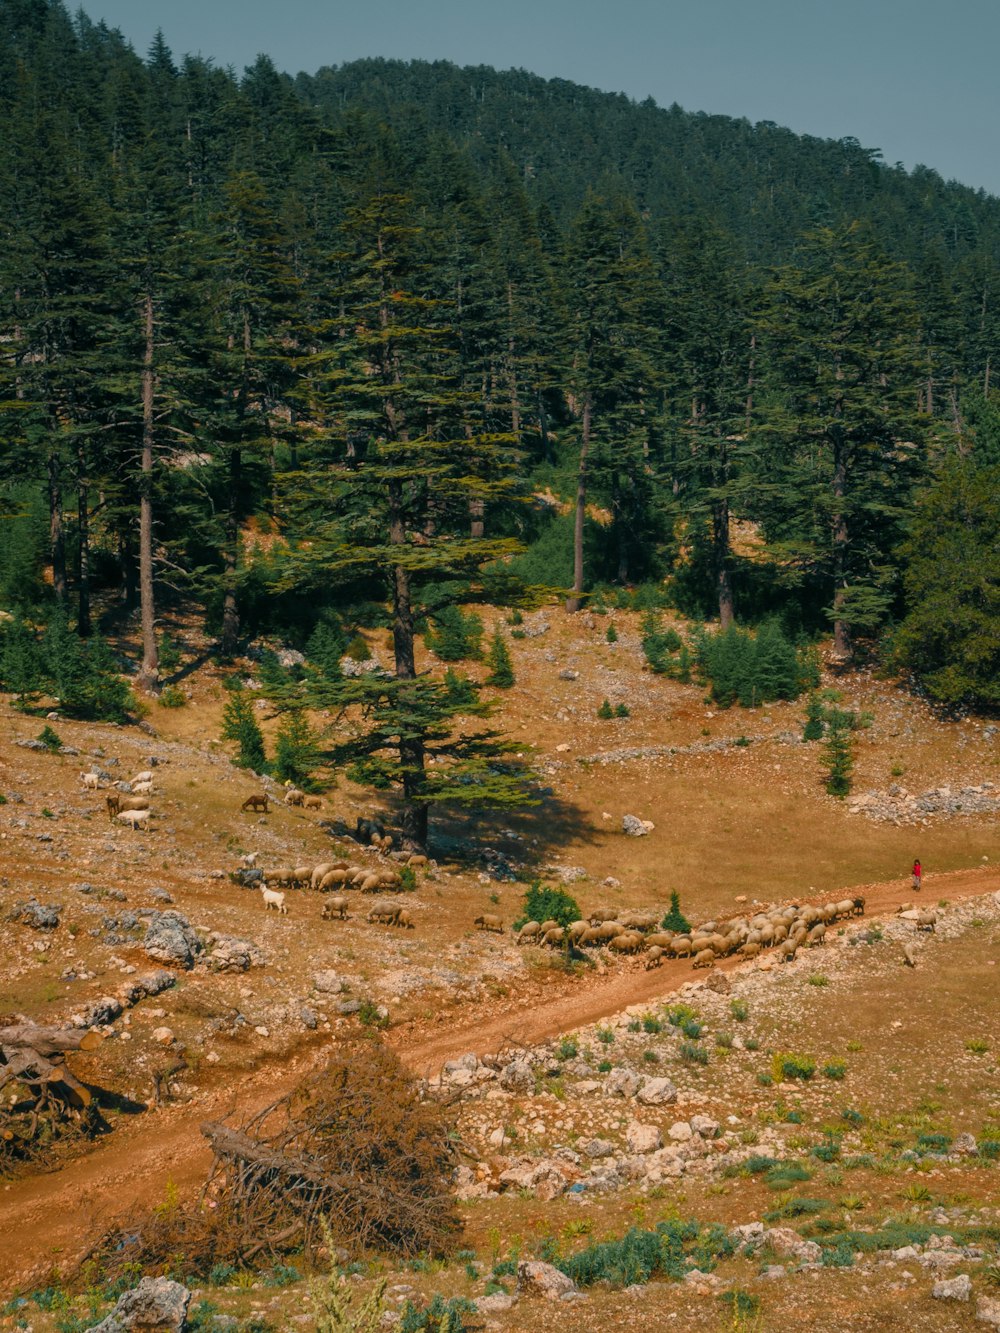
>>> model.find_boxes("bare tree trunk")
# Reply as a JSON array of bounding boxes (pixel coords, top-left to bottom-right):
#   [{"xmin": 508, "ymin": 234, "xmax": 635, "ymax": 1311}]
[
  {"xmin": 220, "ymin": 449, "xmax": 241, "ymax": 657},
  {"xmin": 831, "ymin": 432, "xmax": 851, "ymax": 661},
  {"xmin": 712, "ymin": 496, "xmax": 734, "ymax": 629},
  {"xmin": 138, "ymin": 290, "xmax": 160, "ymax": 692},
  {"xmin": 538, "ymin": 390, "xmax": 551, "ymax": 464},
  {"xmin": 76, "ymin": 474, "xmax": 91, "ymax": 637},
  {"xmin": 507, "ymin": 282, "xmax": 521, "ymax": 442},
  {"xmin": 565, "ymin": 393, "xmax": 591, "ymax": 613},
  {"xmin": 48, "ymin": 455, "xmax": 66, "ymax": 607},
  {"xmin": 388, "ymin": 480, "xmax": 427, "ymax": 846}
]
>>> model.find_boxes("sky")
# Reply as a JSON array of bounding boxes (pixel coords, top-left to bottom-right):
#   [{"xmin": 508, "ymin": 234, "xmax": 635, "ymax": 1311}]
[{"xmin": 86, "ymin": 0, "xmax": 1000, "ymax": 197}]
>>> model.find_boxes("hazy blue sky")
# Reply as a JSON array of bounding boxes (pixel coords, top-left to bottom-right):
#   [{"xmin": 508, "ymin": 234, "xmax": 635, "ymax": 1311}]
[{"xmin": 87, "ymin": 0, "xmax": 999, "ymax": 196}]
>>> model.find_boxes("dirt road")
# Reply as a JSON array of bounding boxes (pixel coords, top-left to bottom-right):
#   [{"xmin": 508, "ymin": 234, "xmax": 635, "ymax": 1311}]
[{"xmin": 1, "ymin": 867, "xmax": 994, "ymax": 1298}]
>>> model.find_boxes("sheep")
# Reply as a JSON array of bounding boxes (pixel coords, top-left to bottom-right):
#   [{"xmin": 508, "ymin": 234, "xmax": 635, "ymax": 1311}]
[
  {"xmin": 302, "ymin": 795, "xmax": 322, "ymax": 810},
  {"xmin": 262, "ymin": 886, "xmax": 287, "ymax": 914},
  {"xmin": 318, "ymin": 870, "xmax": 348, "ymax": 892},
  {"xmin": 902, "ymin": 942, "xmax": 917, "ymax": 967},
  {"xmin": 834, "ymin": 899, "xmax": 856, "ymax": 921},
  {"xmin": 669, "ymin": 935, "xmax": 694, "ymax": 958},
  {"xmin": 80, "ymin": 771, "xmax": 100, "ymax": 789},
  {"xmin": 915, "ymin": 910, "xmax": 937, "ymax": 933},
  {"xmin": 292, "ymin": 866, "xmax": 312, "ymax": 888},
  {"xmin": 359, "ymin": 874, "xmax": 383, "ymax": 894},
  {"xmin": 241, "ymin": 792, "xmax": 269, "ymax": 813},
  {"xmin": 852, "ymin": 895, "xmax": 866, "ymax": 916},
  {"xmin": 395, "ymin": 909, "xmax": 414, "ymax": 930},
  {"xmin": 692, "ymin": 948, "xmax": 715, "ymax": 969},
  {"xmin": 739, "ymin": 941, "xmax": 761, "ymax": 960},
  {"xmin": 588, "ymin": 907, "xmax": 618, "ymax": 925},
  {"xmin": 567, "ymin": 920, "xmax": 589, "ymax": 944},
  {"xmin": 474, "ymin": 913, "xmax": 504, "ymax": 934},
  {"xmin": 265, "ymin": 868, "xmax": 296, "ymax": 888},
  {"xmin": 806, "ymin": 923, "xmax": 826, "ymax": 947},
  {"xmin": 106, "ymin": 792, "xmax": 149, "ymax": 821},
  {"xmin": 321, "ymin": 895, "xmax": 349, "ymax": 920},
  {"xmin": 538, "ymin": 919, "xmax": 560, "ymax": 935},
  {"xmin": 780, "ymin": 940, "xmax": 797, "ymax": 964},
  {"xmin": 579, "ymin": 927, "xmax": 606, "ymax": 947},
  {"xmin": 131, "ymin": 780, "xmax": 154, "ymax": 796},
  {"xmin": 368, "ymin": 903, "xmax": 401, "ymax": 926},
  {"xmin": 406, "ymin": 853, "xmax": 428, "ymax": 868},
  {"xmin": 284, "ymin": 787, "xmax": 305, "ymax": 806},
  {"xmin": 645, "ymin": 931, "xmax": 675, "ymax": 950},
  {"xmin": 542, "ymin": 926, "xmax": 565, "ymax": 947},
  {"xmin": 517, "ymin": 921, "xmax": 541, "ymax": 945},
  {"xmin": 131, "ymin": 770, "xmax": 154, "ymax": 785},
  {"xmin": 608, "ymin": 931, "xmax": 642, "ymax": 954},
  {"xmin": 313, "ymin": 862, "xmax": 348, "ymax": 889},
  {"xmin": 619, "ymin": 911, "xmax": 659, "ymax": 933},
  {"xmin": 645, "ymin": 945, "xmax": 664, "ymax": 969},
  {"xmin": 117, "ymin": 808, "xmax": 150, "ymax": 831},
  {"xmin": 242, "ymin": 853, "xmax": 258, "ymax": 869}
]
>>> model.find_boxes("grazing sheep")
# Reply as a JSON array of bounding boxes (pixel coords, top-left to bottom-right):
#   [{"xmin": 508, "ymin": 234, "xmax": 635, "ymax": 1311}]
[
  {"xmin": 739, "ymin": 941, "xmax": 761, "ymax": 960},
  {"xmin": 619, "ymin": 911, "xmax": 659, "ymax": 933},
  {"xmin": 265, "ymin": 868, "xmax": 296, "ymax": 888},
  {"xmin": 915, "ymin": 910, "xmax": 937, "ymax": 933},
  {"xmin": 474, "ymin": 913, "xmax": 504, "ymax": 934},
  {"xmin": 107, "ymin": 793, "xmax": 149, "ymax": 822},
  {"xmin": 780, "ymin": 940, "xmax": 797, "ymax": 963},
  {"xmin": 608, "ymin": 931, "xmax": 642, "ymax": 954},
  {"xmin": 406, "ymin": 853, "xmax": 428, "ymax": 868},
  {"xmin": 395, "ymin": 909, "xmax": 414, "ymax": 930},
  {"xmin": 538, "ymin": 918, "xmax": 560, "ymax": 935},
  {"xmin": 567, "ymin": 920, "xmax": 589, "ymax": 944},
  {"xmin": 292, "ymin": 866, "xmax": 312, "ymax": 887},
  {"xmin": 588, "ymin": 907, "xmax": 618, "ymax": 926},
  {"xmin": 318, "ymin": 869, "xmax": 349, "ymax": 892},
  {"xmin": 902, "ymin": 942, "xmax": 917, "ymax": 967},
  {"xmin": 669, "ymin": 935, "xmax": 694, "ymax": 958},
  {"xmin": 692, "ymin": 948, "xmax": 715, "ymax": 969},
  {"xmin": 834, "ymin": 899, "xmax": 855, "ymax": 920},
  {"xmin": 284, "ymin": 787, "xmax": 305, "ymax": 806},
  {"xmin": 645, "ymin": 945, "xmax": 664, "ymax": 969},
  {"xmin": 131, "ymin": 780, "xmax": 154, "ymax": 795},
  {"xmin": 359, "ymin": 874, "xmax": 383, "ymax": 894},
  {"xmin": 241, "ymin": 792, "xmax": 269, "ymax": 813},
  {"xmin": 367, "ymin": 903, "xmax": 401, "ymax": 926},
  {"xmin": 542, "ymin": 926, "xmax": 565, "ymax": 947},
  {"xmin": 321, "ymin": 895, "xmax": 349, "ymax": 920},
  {"xmin": 579, "ymin": 927, "xmax": 606, "ymax": 947},
  {"xmin": 852, "ymin": 895, "xmax": 866, "ymax": 916},
  {"xmin": 645, "ymin": 931, "xmax": 675, "ymax": 950},
  {"xmin": 262, "ymin": 886, "xmax": 287, "ymax": 914},
  {"xmin": 302, "ymin": 794, "xmax": 322, "ymax": 810},
  {"xmin": 806, "ymin": 923, "xmax": 826, "ymax": 947},
  {"xmin": 80, "ymin": 771, "xmax": 100, "ymax": 789},
  {"xmin": 517, "ymin": 921, "xmax": 541, "ymax": 945},
  {"xmin": 117, "ymin": 808, "xmax": 150, "ymax": 831}
]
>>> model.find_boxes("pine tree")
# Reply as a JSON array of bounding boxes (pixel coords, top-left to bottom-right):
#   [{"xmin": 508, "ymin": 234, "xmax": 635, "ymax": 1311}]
[
  {"xmin": 221, "ymin": 688, "xmax": 268, "ymax": 772},
  {"xmin": 273, "ymin": 710, "xmax": 321, "ymax": 787},
  {"xmin": 802, "ymin": 693, "xmax": 826, "ymax": 741},
  {"xmin": 823, "ymin": 714, "xmax": 854, "ymax": 797},
  {"xmin": 485, "ymin": 629, "xmax": 515, "ymax": 688}
]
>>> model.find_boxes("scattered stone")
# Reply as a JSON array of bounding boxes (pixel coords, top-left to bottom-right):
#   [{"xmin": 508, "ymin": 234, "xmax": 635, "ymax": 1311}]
[
  {"xmin": 312, "ymin": 970, "xmax": 345, "ymax": 994},
  {"xmin": 933, "ymin": 1274, "xmax": 972, "ymax": 1302},
  {"xmin": 477, "ymin": 1292, "xmax": 517, "ymax": 1313},
  {"xmin": 499, "ymin": 1058, "xmax": 535, "ymax": 1094},
  {"xmin": 517, "ymin": 1261, "xmax": 577, "ymax": 1300},
  {"xmin": 152, "ymin": 1027, "xmax": 175, "ymax": 1045},
  {"xmin": 143, "ymin": 911, "xmax": 201, "ymax": 970},
  {"xmin": 89, "ymin": 1277, "xmax": 190, "ymax": 1333},
  {"xmin": 622, "ymin": 814, "xmax": 654, "ymax": 837},
  {"xmin": 668, "ymin": 1121, "xmax": 693, "ymax": 1142},
  {"xmin": 580, "ymin": 1137, "xmax": 615, "ymax": 1159},
  {"xmin": 977, "ymin": 1295, "xmax": 1000, "ymax": 1327},
  {"xmin": 636, "ymin": 1076, "xmax": 677, "ymax": 1106},
  {"xmin": 763, "ymin": 1227, "xmax": 822, "ymax": 1265},
  {"xmin": 691, "ymin": 1114, "xmax": 721, "ymax": 1139},
  {"xmin": 625, "ymin": 1121, "xmax": 662, "ymax": 1154},
  {"xmin": 148, "ymin": 887, "xmax": 174, "ymax": 904},
  {"xmin": 206, "ymin": 933, "xmax": 266, "ymax": 972},
  {"xmin": 8, "ymin": 898, "xmax": 61, "ymax": 930}
]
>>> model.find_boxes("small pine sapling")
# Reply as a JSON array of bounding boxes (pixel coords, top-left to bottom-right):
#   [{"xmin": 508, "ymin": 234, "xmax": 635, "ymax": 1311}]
[
  {"xmin": 597, "ymin": 698, "xmax": 614, "ymax": 719},
  {"xmin": 823, "ymin": 713, "xmax": 854, "ymax": 797},
  {"xmin": 605, "ymin": 623, "xmax": 618, "ymax": 643},
  {"xmin": 802, "ymin": 692, "xmax": 825, "ymax": 740},
  {"xmin": 222, "ymin": 687, "xmax": 268, "ymax": 772},
  {"xmin": 485, "ymin": 629, "xmax": 515, "ymax": 688},
  {"xmin": 661, "ymin": 890, "xmax": 691, "ymax": 933}
]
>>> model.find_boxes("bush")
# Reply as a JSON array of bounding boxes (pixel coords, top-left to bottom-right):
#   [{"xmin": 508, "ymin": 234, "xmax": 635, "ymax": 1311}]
[
  {"xmin": 823, "ymin": 1061, "xmax": 847, "ymax": 1080},
  {"xmin": 597, "ymin": 698, "xmax": 614, "ymax": 719},
  {"xmin": 729, "ymin": 999, "xmax": 749, "ymax": 1022},
  {"xmin": 37, "ymin": 724, "xmax": 63, "ymax": 752},
  {"xmin": 640, "ymin": 615, "xmax": 684, "ymax": 676},
  {"xmin": 802, "ymin": 692, "xmax": 825, "ymax": 740},
  {"xmin": 400, "ymin": 1295, "xmax": 476, "ymax": 1333},
  {"xmin": 614, "ymin": 702, "xmax": 630, "ymax": 717},
  {"xmin": 425, "ymin": 607, "xmax": 483, "ymax": 662},
  {"xmin": 605, "ymin": 623, "xmax": 618, "ymax": 643},
  {"xmin": 305, "ymin": 618, "xmax": 346, "ymax": 680},
  {"xmin": 823, "ymin": 713, "xmax": 854, "ymax": 798},
  {"xmin": 693, "ymin": 619, "xmax": 814, "ymax": 709},
  {"xmin": 221, "ymin": 689, "xmax": 267, "ymax": 772},
  {"xmin": 25, "ymin": 615, "xmax": 135, "ymax": 723},
  {"xmin": 773, "ymin": 1052, "xmax": 816, "ymax": 1082},
  {"xmin": 273, "ymin": 710, "xmax": 322, "ymax": 787},
  {"xmin": 158, "ymin": 685, "xmax": 186, "ymax": 708},
  {"xmin": 514, "ymin": 882, "xmax": 580, "ymax": 930},
  {"xmin": 485, "ymin": 630, "xmax": 515, "ymax": 688},
  {"xmin": 680, "ymin": 1041, "xmax": 708, "ymax": 1065},
  {"xmin": 557, "ymin": 1036, "xmax": 579, "ymax": 1061},
  {"xmin": 661, "ymin": 890, "xmax": 691, "ymax": 934}
]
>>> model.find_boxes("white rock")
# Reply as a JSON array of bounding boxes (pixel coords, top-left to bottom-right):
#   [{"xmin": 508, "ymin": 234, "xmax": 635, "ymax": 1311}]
[
  {"xmin": 668, "ymin": 1121, "xmax": 693, "ymax": 1142},
  {"xmin": 690, "ymin": 1114, "xmax": 720, "ymax": 1139},
  {"xmin": 625, "ymin": 1121, "xmax": 662, "ymax": 1154},
  {"xmin": 636, "ymin": 1076, "xmax": 677, "ymax": 1106},
  {"xmin": 151, "ymin": 1026, "xmax": 174, "ymax": 1045},
  {"xmin": 517, "ymin": 1261, "xmax": 577, "ymax": 1301},
  {"xmin": 933, "ymin": 1274, "xmax": 972, "ymax": 1301},
  {"xmin": 976, "ymin": 1295, "xmax": 1000, "ymax": 1326}
]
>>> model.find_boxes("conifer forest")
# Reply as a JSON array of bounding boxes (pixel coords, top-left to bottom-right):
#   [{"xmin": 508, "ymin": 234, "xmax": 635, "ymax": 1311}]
[{"xmin": 1, "ymin": 0, "xmax": 999, "ymax": 837}]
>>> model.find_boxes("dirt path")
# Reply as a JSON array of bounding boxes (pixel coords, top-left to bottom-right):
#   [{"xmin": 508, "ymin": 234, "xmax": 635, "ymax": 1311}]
[{"xmin": 2, "ymin": 867, "xmax": 995, "ymax": 1298}]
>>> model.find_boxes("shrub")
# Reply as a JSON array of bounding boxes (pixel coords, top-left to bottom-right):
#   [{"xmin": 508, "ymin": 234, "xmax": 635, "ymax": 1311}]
[
  {"xmin": 661, "ymin": 891, "xmax": 691, "ymax": 934},
  {"xmin": 605, "ymin": 623, "xmax": 618, "ymax": 643},
  {"xmin": 158, "ymin": 685, "xmax": 186, "ymax": 708},
  {"xmin": 305, "ymin": 618, "xmax": 346, "ymax": 680},
  {"xmin": 680, "ymin": 1041, "xmax": 708, "ymax": 1066},
  {"xmin": 823, "ymin": 1062, "xmax": 847, "ymax": 1080},
  {"xmin": 744, "ymin": 1036, "xmax": 760, "ymax": 1052},
  {"xmin": 597, "ymin": 1059, "xmax": 612, "ymax": 1073},
  {"xmin": 802, "ymin": 692, "xmax": 825, "ymax": 741},
  {"xmin": 273, "ymin": 710, "xmax": 322, "ymax": 787},
  {"xmin": 221, "ymin": 689, "xmax": 267, "ymax": 772},
  {"xmin": 642, "ymin": 1049, "xmax": 660, "ymax": 1064},
  {"xmin": 0, "ymin": 617, "xmax": 45, "ymax": 707},
  {"xmin": 485, "ymin": 631, "xmax": 515, "ymax": 688},
  {"xmin": 694, "ymin": 619, "xmax": 813, "ymax": 709},
  {"xmin": 841, "ymin": 1108, "xmax": 864, "ymax": 1127},
  {"xmin": 37, "ymin": 724, "xmax": 63, "ymax": 752},
  {"xmin": 716, "ymin": 1031, "xmax": 733, "ymax": 1050},
  {"xmin": 680, "ymin": 1018, "xmax": 702, "ymax": 1040},
  {"xmin": 514, "ymin": 883, "xmax": 580, "ymax": 930},
  {"xmin": 400, "ymin": 1295, "xmax": 476, "ymax": 1333},
  {"xmin": 916, "ymin": 1133, "xmax": 951, "ymax": 1154},
  {"xmin": 614, "ymin": 702, "xmax": 630, "ymax": 717},
  {"xmin": 640, "ymin": 615, "xmax": 684, "ymax": 675},
  {"xmin": 425, "ymin": 607, "xmax": 483, "ymax": 662},
  {"xmin": 641, "ymin": 1014, "xmax": 662, "ymax": 1034},
  {"xmin": 399, "ymin": 866, "xmax": 418, "ymax": 893},
  {"xmin": 729, "ymin": 999, "xmax": 749, "ymax": 1022},
  {"xmin": 345, "ymin": 633, "xmax": 371, "ymax": 662},
  {"xmin": 823, "ymin": 711, "xmax": 855, "ymax": 798},
  {"xmin": 765, "ymin": 1161, "xmax": 812, "ymax": 1189},
  {"xmin": 773, "ymin": 1053, "xmax": 816, "ymax": 1082},
  {"xmin": 557, "ymin": 1036, "xmax": 579, "ymax": 1062},
  {"xmin": 41, "ymin": 616, "xmax": 134, "ymax": 722},
  {"xmin": 597, "ymin": 698, "xmax": 614, "ymax": 719},
  {"xmin": 595, "ymin": 1027, "xmax": 615, "ymax": 1045}
]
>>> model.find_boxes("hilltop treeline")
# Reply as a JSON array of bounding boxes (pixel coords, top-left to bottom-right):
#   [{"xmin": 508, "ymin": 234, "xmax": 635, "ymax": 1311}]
[{"xmin": 0, "ymin": 1, "xmax": 997, "ymax": 724}]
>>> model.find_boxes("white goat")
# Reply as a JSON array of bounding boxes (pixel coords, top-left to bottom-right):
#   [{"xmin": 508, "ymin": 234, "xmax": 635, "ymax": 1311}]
[
  {"xmin": 261, "ymin": 886, "xmax": 287, "ymax": 914},
  {"xmin": 80, "ymin": 771, "xmax": 100, "ymax": 789},
  {"xmin": 117, "ymin": 808, "xmax": 150, "ymax": 831}
]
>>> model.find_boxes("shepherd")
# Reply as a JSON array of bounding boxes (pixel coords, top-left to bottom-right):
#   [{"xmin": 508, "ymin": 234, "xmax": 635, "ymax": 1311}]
[{"xmin": 912, "ymin": 858, "xmax": 922, "ymax": 892}]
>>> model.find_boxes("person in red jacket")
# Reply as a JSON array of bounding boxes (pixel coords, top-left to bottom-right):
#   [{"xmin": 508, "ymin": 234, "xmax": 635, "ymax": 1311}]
[{"xmin": 912, "ymin": 859, "xmax": 922, "ymax": 891}]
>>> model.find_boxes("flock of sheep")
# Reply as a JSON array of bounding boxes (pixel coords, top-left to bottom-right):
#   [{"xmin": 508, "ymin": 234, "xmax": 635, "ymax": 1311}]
[
  {"xmin": 499, "ymin": 896, "xmax": 869, "ymax": 969},
  {"xmin": 80, "ymin": 768, "xmax": 156, "ymax": 829},
  {"xmin": 251, "ymin": 851, "xmax": 428, "ymax": 923}
]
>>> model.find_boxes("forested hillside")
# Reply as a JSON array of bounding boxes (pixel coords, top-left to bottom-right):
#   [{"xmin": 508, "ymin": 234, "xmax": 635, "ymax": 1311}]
[{"xmin": 1, "ymin": 1, "xmax": 998, "ymax": 835}]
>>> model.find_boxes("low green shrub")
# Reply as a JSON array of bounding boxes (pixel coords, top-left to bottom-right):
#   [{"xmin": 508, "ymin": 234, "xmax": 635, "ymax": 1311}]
[{"xmin": 513, "ymin": 882, "xmax": 580, "ymax": 931}]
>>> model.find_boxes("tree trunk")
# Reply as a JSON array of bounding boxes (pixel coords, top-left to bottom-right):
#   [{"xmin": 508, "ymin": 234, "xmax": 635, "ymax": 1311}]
[
  {"xmin": 220, "ymin": 448, "xmax": 241, "ymax": 657},
  {"xmin": 565, "ymin": 393, "xmax": 591, "ymax": 613},
  {"xmin": 388, "ymin": 481, "xmax": 427, "ymax": 846},
  {"xmin": 538, "ymin": 390, "xmax": 552, "ymax": 465},
  {"xmin": 47, "ymin": 454, "xmax": 66, "ymax": 606},
  {"xmin": 712, "ymin": 496, "xmax": 734, "ymax": 629},
  {"xmin": 831, "ymin": 432, "xmax": 851, "ymax": 661},
  {"xmin": 138, "ymin": 290, "xmax": 160, "ymax": 692},
  {"xmin": 76, "ymin": 474, "xmax": 91, "ymax": 637},
  {"xmin": 507, "ymin": 282, "xmax": 521, "ymax": 442}
]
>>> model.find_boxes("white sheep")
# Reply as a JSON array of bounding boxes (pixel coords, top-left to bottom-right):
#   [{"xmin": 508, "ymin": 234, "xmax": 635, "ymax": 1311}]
[
  {"xmin": 117, "ymin": 808, "xmax": 150, "ymax": 831},
  {"xmin": 131, "ymin": 780, "xmax": 154, "ymax": 795},
  {"xmin": 261, "ymin": 886, "xmax": 287, "ymax": 914},
  {"xmin": 131, "ymin": 770, "xmax": 154, "ymax": 785},
  {"xmin": 80, "ymin": 771, "xmax": 100, "ymax": 789}
]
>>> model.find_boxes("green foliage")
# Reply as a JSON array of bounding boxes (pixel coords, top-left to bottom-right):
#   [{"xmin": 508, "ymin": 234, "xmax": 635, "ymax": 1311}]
[
  {"xmin": 693, "ymin": 621, "xmax": 812, "ymax": 709},
  {"xmin": 661, "ymin": 891, "xmax": 692, "ymax": 934},
  {"xmin": 37, "ymin": 724, "xmax": 63, "ymax": 752},
  {"xmin": 399, "ymin": 1295, "xmax": 476, "ymax": 1333},
  {"xmin": 158, "ymin": 685, "xmax": 186, "ymax": 708},
  {"xmin": 0, "ymin": 615, "xmax": 135, "ymax": 723},
  {"xmin": 221, "ymin": 689, "xmax": 268, "ymax": 772},
  {"xmin": 157, "ymin": 635, "xmax": 183, "ymax": 673},
  {"xmin": 514, "ymin": 882, "xmax": 580, "ymax": 930},
  {"xmin": 399, "ymin": 866, "xmax": 418, "ymax": 893},
  {"xmin": 345, "ymin": 635, "xmax": 371, "ymax": 663},
  {"xmin": 273, "ymin": 710, "xmax": 322, "ymax": 786},
  {"xmin": 553, "ymin": 1218, "xmax": 732, "ymax": 1288},
  {"xmin": 597, "ymin": 698, "xmax": 614, "ymax": 719},
  {"xmin": 823, "ymin": 1062, "xmax": 847, "ymax": 1080},
  {"xmin": 605, "ymin": 623, "xmax": 617, "ymax": 643},
  {"xmin": 557, "ymin": 1036, "xmax": 579, "ymax": 1061},
  {"xmin": 823, "ymin": 712, "xmax": 854, "ymax": 798},
  {"xmin": 641, "ymin": 614, "xmax": 685, "ymax": 675},
  {"xmin": 614, "ymin": 702, "xmax": 630, "ymax": 717},
  {"xmin": 306, "ymin": 620, "xmax": 347, "ymax": 681},
  {"xmin": 729, "ymin": 999, "xmax": 749, "ymax": 1022},
  {"xmin": 485, "ymin": 630, "xmax": 515, "ymax": 688},
  {"xmin": 680, "ymin": 1041, "xmax": 709, "ymax": 1065},
  {"xmin": 802, "ymin": 692, "xmax": 825, "ymax": 741},
  {"xmin": 774, "ymin": 1053, "xmax": 816, "ymax": 1081},
  {"xmin": 425, "ymin": 607, "xmax": 484, "ymax": 663},
  {"xmin": 895, "ymin": 458, "xmax": 1000, "ymax": 710}
]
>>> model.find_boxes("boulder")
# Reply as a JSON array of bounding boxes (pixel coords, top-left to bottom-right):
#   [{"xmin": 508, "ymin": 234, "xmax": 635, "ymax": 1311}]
[
  {"xmin": 605, "ymin": 1068, "xmax": 641, "ymax": 1099},
  {"xmin": 143, "ymin": 911, "xmax": 201, "ymax": 970},
  {"xmin": 206, "ymin": 933, "xmax": 266, "ymax": 972},
  {"xmin": 933, "ymin": 1274, "xmax": 971, "ymax": 1302},
  {"xmin": 762, "ymin": 1227, "xmax": 821, "ymax": 1265},
  {"xmin": 312, "ymin": 970, "xmax": 345, "ymax": 994},
  {"xmin": 625, "ymin": 1121, "xmax": 662, "ymax": 1154},
  {"xmin": 668, "ymin": 1121, "xmax": 693, "ymax": 1142},
  {"xmin": 499, "ymin": 1057, "xmax": 534, "ymax": 1093},
  {"xmin": 622, "ymin": 814, "xmax": 654, "ymax": 837},
  {"xmin": 89, "ymin": 1278, "xmax": 190, "ymax": 1333},
  {"xmin": 691, "ymin": 1114, "xmax": 721, "ymax": 1139},
  {"xmin": 517, "ymin": 1261, "xmax": 577, "ymax": 1301},
  {"xmin": 636, "ymin": 1076, "xmax": 678, "ymax": 1106},
  {"xmin": 580, "ymin": 1137, "xmax": 615, "ymax": 1159},
  {"xmin": 977, "ymin": 1295, "xmax": 1000, "ymax": 1327}
]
